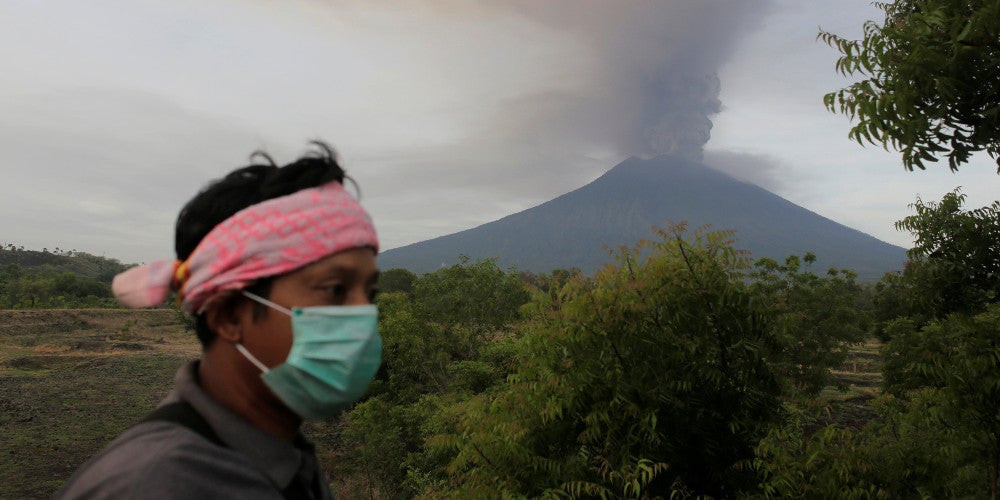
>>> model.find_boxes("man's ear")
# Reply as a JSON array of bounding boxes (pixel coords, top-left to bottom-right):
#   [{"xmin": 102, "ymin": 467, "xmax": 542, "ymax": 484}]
[{"xmin": 204, "ymin": 293, "xmax": 246, "ymax": 343}]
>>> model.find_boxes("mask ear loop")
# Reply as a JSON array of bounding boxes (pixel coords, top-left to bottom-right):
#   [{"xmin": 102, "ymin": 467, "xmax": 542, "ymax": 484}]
[
  {"xmin": 242, "ymin": 290, "xmax": 294, "ymax": 316},
  {"xmin": 236, "ymin": 290, "xmax": 294, "ymax": 374},
  {"xmin": 235, "ymin": 343, "xmax": 271, "ymax": 373}
]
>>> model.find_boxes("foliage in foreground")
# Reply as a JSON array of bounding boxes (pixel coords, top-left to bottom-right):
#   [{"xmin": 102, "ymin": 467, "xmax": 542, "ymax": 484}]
[
  {"xmin": 879, "ymin": 303, "xmax": 1000, "ymax": 496},
  {"xmin": 329, "ymin": 228, "xmax": 876, "ymax": 498},
  {"xmin": 750, "ymin": 253, "xmax": 866, "ymax": 397},
  {"xmin": 429, "ymin": 228, "xmax": 796, "ymax": 498},
  {"xmin": 760, "ymin": 190, "xmax": 1000, "ymax": 498},
  {"xmin": 26, "ymin": 190, "xmax": 996, "ymax": 498},
  {"xmin": 753, "ymin": 390, "xmax": 982, "ymax": 499},
  {"xmin": 819, "ymin": 0, "xmax": 1000, "ymax": 171},
  {"xmin": 332, "ymin": 258, "xmax": 529, "ymax": 497}
]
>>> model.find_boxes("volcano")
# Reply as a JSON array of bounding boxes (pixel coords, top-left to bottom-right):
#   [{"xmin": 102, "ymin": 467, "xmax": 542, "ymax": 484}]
[{"xmin": 378, "ymin": 156, "xmax": 906, "ymax": 279}]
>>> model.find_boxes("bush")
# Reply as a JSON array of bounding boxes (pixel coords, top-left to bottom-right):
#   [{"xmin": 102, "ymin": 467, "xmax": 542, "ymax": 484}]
[{"xmin": 429, "ymin": 227, "xmax": 787, "ymax": 497}]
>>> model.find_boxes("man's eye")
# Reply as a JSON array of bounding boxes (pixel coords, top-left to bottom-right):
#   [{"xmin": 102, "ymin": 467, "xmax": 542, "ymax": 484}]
[{"xmin": 330, "ymin": 284, "xmax": 346, "ymax": 297}]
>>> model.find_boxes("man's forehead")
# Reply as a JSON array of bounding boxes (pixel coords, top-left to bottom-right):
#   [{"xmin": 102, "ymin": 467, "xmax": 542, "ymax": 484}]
[{"xmin": 289, "ymin": 250, "xmax": 378, "ymax": 280}]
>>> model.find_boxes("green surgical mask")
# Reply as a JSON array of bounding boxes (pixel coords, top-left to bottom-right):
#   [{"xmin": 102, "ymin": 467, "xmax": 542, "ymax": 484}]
[{"xmin": 237, "ymin": 291, "xmax": 382, "ymax": 419}]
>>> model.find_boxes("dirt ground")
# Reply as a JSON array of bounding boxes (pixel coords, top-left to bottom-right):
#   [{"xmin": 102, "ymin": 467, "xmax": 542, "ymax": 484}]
[{"xmin": 0, "ymin": 308, "xmax": 199, "ymax": 499}]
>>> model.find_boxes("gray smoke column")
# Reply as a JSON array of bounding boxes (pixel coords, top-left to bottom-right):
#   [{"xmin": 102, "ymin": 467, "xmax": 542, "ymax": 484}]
[
  {"xmin": 490, "ymin": 1, "xmax": 769, "ymax": 161},
  {"xmin": 641, "ymin": 74, "xmax": 722, "ymax": 160}
]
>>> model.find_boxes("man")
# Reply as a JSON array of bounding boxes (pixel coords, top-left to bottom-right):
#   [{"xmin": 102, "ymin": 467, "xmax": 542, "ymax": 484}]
[{"xmin": 57, "ymin": 143, "xmax": 380, "ymax": 499}]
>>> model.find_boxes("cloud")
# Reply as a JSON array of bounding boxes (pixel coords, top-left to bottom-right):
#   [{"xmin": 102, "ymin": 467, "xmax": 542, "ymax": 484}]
[
  {"xmin": 702, "ymin": 149, "xmax": 801, "ymax": 192},
  {"xmin": 482, "ymin": 1, "xmax": 772, "ymax": 160},
  {"xmin": 0, "ymin": 87, "xmax": 265, "ymax": 262}
]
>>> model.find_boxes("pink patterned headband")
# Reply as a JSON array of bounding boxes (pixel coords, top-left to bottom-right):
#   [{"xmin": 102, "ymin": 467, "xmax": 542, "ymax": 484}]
[{"xmin": 112, "ymin": 181, "xmax": 378, "ymax": 313}]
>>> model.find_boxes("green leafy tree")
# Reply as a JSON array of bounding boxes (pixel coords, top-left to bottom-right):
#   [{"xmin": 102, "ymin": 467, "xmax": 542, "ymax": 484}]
[
  {"xmin": 870, "ymin": 189, "xmax": 999, "ymax": 337},
  {"xmin": 332, "ymin": 259, "xmax": 529, "ymax": 497},
  {"xmin": 0, "ymin": 266, "xmax": 116, "ymax": 309},
  {"xmin": 368, "ymin": 292, "xmax": 461, "ymax": 402},
  {"xmin": 895, "ymin": 189, "xmax": 1000, "ymax": 315},
  {"xmin": 879, "ymin": 306, "xmax": 1000, "ymax": 497},
  {"xmin": 753, "ymin": 404, "xmax": 881, "ymax": 499},
  {"xmin": 380, "ymin": 267, "xmax": 417, "ymax": 296},
  {"xmin": 413, "ymin": 255, "xmax": 529, "ymax": 334},
  {"xmin": 754, "ymin": 391, "xmax": 982, "ymax": 498},
  {"xmin": 750, "ymin": 253, "xmax": 866, "ymax": 397},
  {"xmin": 869, "ymin": 259, "xmax": 936, "ymax": 338},
  {"xmin": 861, "ymin": 390, "xmax": 980, "ymax": 498},
  {"xmin": 0, "ymin": 246, "xmax": 129, "ymax": 282},
  {"xmin": 819, "ymin": 0, "xmax": 1000, "ymax": 171},
  {"xmin": 2, "ymin": 263, "xmax": 22, "ymax": 281},
  {"xmin": 872, "ymin": 191, "xmax": 1000, "ymax": 497},
  {"xmin": 872, "ymin": 190, "xmax": 1000, "ymax": 336},
  {"xmin": 428, "ymin": 228, "xmax": 785, "ymax": 498}
]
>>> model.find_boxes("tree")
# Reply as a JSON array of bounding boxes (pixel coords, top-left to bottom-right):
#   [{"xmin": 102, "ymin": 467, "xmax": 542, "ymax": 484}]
[
  {"xmin": 379, "ymin": 268, "xmax": 416, "ymax": 296},
  {"xmin": 873, "ymin": 191, "xmax": 1000, "ymax": 497},
  {"xmin": 819, "ymin": 0, "xmax": 1000, "ymax": 171},
  {"xmin": 754, "ymin": 388, "xmax": 982, "ymax": 498},
  {"xmin": 1, "ymin": 263, "xmax": 22, "ymax": 282},
  {"xmin": 750, "ymin": 253, "xmax": 866, "ymax": 397},
  {"xmin": 879, "ymin": 306, "xmax": 1000, "ymax": 497},
  {"xmin": 412, "ymin": 256, "xmax": 529, "ymax": 335},
  {"xmin": 429, "ymin": 228, "xmax": 785, "ymax": 497},
  {"xmin": 875, "ymin": 189, "xmax": 1000, "ymax": 324},
  {"xmin": 331, "ymin": 259, "xmax": 530, "ymax": 497}
]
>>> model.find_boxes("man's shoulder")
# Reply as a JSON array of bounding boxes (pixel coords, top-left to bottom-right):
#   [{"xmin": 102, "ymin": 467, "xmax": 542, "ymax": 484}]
[{"xmin": 56, "ymin": 420, "xmax": 281, "ymax": 499}]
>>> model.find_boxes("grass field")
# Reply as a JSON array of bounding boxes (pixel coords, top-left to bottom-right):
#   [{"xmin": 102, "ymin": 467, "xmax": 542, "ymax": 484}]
[
  {"xmin": 0, "ymin": 309, "xmax": 348, "ymax": 499},
  {"xmin": 0, "ymin": 309, "xmax": 197, "ymax": 499}
]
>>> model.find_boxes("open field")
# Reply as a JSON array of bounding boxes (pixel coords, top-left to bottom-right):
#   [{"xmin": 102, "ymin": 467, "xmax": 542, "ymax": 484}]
[
  {"xmin": 0, "ymin": 309, "xmax": 198, "ymax": 499},
  {"xmin": 0, "ymin": 309, "xmax": 346, "ymax": 499}
]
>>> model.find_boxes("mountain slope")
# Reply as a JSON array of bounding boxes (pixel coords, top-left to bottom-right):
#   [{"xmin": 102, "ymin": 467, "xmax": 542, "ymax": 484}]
[{"xmin": 379, "ymin": 156, "xmax": 906, "ymax": 278}]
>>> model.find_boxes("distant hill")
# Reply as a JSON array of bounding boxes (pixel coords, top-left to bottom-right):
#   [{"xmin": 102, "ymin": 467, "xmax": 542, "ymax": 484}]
[
  {"xmin": 378, "ymin": 156, "xmax": 907, "ymax": 279},
  {"xmin": 0, "ymin": 245, "xmax": 131, "ymax": 283}
]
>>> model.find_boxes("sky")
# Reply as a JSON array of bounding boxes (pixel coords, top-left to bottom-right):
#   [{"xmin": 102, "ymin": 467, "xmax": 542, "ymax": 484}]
[{"xmin": 1, "ymin": 0, "xmax": 997, "ymax": 265}]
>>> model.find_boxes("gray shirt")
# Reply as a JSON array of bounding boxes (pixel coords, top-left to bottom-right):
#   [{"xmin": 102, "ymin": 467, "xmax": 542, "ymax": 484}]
[{"xmin": 56, "ymin": 360, "xmax": 333, "ymax": 500}]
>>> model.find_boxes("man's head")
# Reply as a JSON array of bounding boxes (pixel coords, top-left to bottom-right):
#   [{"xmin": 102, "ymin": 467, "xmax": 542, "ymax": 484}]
[
  {"xmin": 106, "ymin": 141, "xmax": 380, "ymax": 428},
  {"xmin": 167, "ymin": 141, "xmax": 376, "ymax": 348}
]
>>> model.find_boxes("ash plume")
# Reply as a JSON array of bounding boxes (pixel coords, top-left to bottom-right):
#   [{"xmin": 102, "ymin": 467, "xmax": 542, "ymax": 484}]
[
  {"xmin": 641, "ymin": 74, "xmax": 722, "ymax": 160},
  {"xmin": 492, "ymin": 0, "xmax": 770, "ymax": 162}
]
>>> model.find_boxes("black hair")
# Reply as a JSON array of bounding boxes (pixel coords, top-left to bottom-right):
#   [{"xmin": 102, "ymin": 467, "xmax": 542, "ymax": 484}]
[{"xmin": 175, "ymin": 141, "xmax": 348, "ymax": 347}]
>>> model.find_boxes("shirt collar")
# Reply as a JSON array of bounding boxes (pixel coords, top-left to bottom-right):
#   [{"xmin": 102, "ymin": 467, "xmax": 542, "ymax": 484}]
[{"xmin": 165, "ymin": 360, "xmax": 311, "ymax": 489}]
